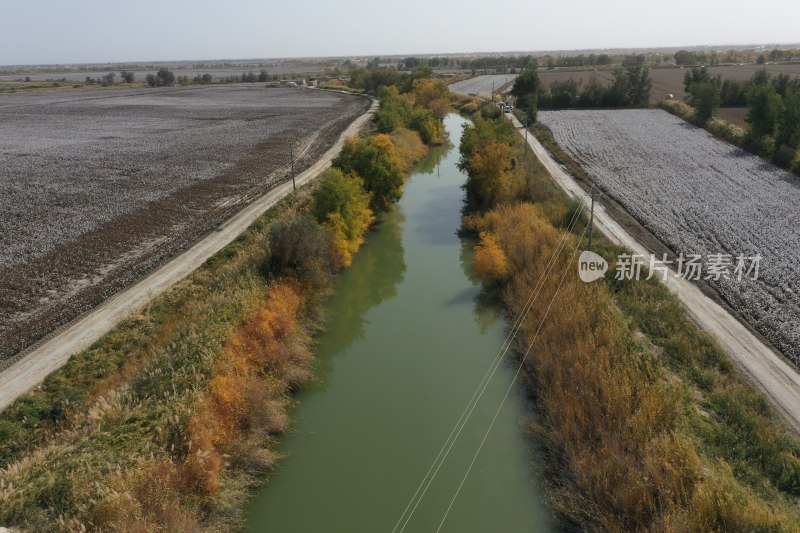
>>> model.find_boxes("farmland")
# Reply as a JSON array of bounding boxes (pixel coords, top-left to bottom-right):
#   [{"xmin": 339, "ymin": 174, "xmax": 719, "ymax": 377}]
[
  {"xmin": 539, "ymin": 109, "xmax": 800, "ymax": 364},
  {"xmin": 538, "ymin": 64, "xmax": 800, "ymax": 103},
  {"xmin": 449, "ymin": 74, "xmax": 517, "ymax": 95},
  {"xmin": 0, "ymin": 85, "xmax": 369, "ymax": 362},
  {"xmin": 450, "ymin": 64, "xmax": 800, "ymax": 104}
]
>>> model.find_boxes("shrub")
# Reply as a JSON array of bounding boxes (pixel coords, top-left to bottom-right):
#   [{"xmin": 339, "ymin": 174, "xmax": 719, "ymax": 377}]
[
  {"xmin": 463, "ymin": 141, "xmax": 513, "ymax": 209},
  {"xmin": 312, "ymin": 169, "xmax": 374, "ymax": 267},
  {"xmin": 773, "ymin": 144, "xmax": 798, "ymax": 168},
  {"xmin": 389, "ymin": 127, "xmax": 427, "ymax": 170},
  {"xmin": 473, "ymin": 231, "xmax": 509, "ymax": 279},
  {"xmin": 266, "ymin": 215, "xmax": 336, "ymax": 289}
]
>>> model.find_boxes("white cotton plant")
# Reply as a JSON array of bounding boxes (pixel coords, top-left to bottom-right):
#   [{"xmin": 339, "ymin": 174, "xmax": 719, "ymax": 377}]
[{"xmin": 541, "ymin": 108, "xmax": 800, "ymax": 364}]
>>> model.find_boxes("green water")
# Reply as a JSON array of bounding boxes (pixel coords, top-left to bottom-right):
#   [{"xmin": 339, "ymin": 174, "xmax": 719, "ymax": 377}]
[{"xmin": 246, "ymin": 114, "xmax": 551, "ymax": 532}]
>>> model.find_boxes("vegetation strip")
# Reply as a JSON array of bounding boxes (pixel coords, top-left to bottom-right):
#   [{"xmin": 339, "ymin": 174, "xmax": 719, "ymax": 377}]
[{"xmin": 455, "ymin": 101, "xmax": 800, "ymax": 531}]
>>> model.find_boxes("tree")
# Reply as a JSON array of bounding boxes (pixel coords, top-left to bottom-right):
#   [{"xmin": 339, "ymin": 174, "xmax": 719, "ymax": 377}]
[
  {"xmin": 120, "ymin": 71, "xmax": 135, "ymax": 83},
  {"xmin": 548, "ymin": 79, "xmax": 579, "ymax": 108},
  {"xmin": 607, "ymin": 69, "xmax": 630, "ymax": 106},
  {"xmin": 157, "ymin": 68, "xmax": 175, "ymax": 86},
  {"xmin": 519, "ymin": 93, "xmax": 538, "ymax": 124},
  {"xmin": 510, "ymin": 69, "xmax": 540, "ymax": 99},
  {"xmin": 100, "ymin": 72, "xmax": 115, "ymax": 86},
  {"xmin": 683, "ymin": 67, "xmax": 710, "ymax": 93},
  {"xmin": 625, "ymin": 64, "xmax": 651, "ymax": 106},
  {"xmin": 146, "ymin": 68, "xmax": 176, "ymax": 87},
  {"xmin": 775, "ymin": 89, "xmax": 800, "ymax": 150},
  {"xmin": 333, "ymin": 134, "xmax": 405, "ymax": 211},
  {"xmin": 688, "ymin": 81, "xmax": 720, "ymax": 124},
  {"xmin": 747, "ymin": 83, "xmax": 781, "ymax": 138},
  {"xmin": 312, "ymin": 169, "xmax": 375, "ymax": 267},
  {"xmin": 464, "ymin": 141, "xmax": 513, "ymax": 209}
]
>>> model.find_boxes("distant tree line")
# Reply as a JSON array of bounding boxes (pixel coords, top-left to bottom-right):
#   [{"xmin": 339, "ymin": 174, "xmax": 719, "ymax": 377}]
[
  {"xmin": 543, "ymin": 54, "xmax": 613, "ymax": 69},
  {"xmin": 510, "ymin": 58, "xmax": 652, "ymax": 117},
  {"xmin": 143, "ymin": 68, "xmax": 278, "ymax": 87},
  {"xmin": 674, "ymin": 48, "xmax": 800, "ymax": 67},
  {"xmin": 349, "ymin": 59, "xmax": 435, "ymax": 94}
]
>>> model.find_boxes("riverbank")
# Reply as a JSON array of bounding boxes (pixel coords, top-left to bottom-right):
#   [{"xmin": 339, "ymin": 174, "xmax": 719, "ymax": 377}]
[
  {"xmin": 0, "ymin": 78, "xmax": 446, "ymax": 531},
  {"xmin": 459, "ymin": 103, "xmax": 800, "ymax": 531}
]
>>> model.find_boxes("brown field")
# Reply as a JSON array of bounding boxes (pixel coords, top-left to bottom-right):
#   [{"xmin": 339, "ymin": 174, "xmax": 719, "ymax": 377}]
[
  {"xmin": 0, "ymin": 85, "xmax": 369, "ymax": 363},
  {"xmin": 716, "ymin": 106, "xmax": 748, "ymax": 127}
]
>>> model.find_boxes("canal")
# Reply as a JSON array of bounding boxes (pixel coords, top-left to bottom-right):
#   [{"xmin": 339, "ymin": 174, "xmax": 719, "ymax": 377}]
[{"xmin": 246, "ymin": 114, "xmax": 551, "ymax": 532}]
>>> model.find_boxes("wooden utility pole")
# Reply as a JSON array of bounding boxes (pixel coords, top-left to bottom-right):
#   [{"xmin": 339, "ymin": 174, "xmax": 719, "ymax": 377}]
[
  {"xmin": 290, "ymin": 143, "xmax": 296, "ymax": 192},
  {"xmin": 524, "ymin": 117, "xmax": 529, "ymax": 154},
  {"xmin": 588, "ymin": 193, "xmax": 595, "ymax": 251}
]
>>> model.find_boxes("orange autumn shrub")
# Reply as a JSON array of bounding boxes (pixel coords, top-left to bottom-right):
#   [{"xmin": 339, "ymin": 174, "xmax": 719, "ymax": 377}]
[{"xmin": 183, "ymin": 282, "xmax": 311, "ymax": 498}]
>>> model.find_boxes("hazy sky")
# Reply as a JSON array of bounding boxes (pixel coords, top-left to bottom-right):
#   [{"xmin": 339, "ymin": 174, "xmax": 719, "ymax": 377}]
[{"xmin": 2, "ymin": 0, "xmax": 798, "ymax": 65}]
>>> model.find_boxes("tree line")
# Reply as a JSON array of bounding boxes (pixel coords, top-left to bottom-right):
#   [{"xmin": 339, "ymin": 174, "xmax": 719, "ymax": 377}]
[
  {"xmin": 673, "ymin": 48, "xmax": 800, "ymax": 67},
  {"xmin": 142, "ymin": 68, "xmax": 277, "ymax": 87},
  {"xmin": 683, "ymin": 67, "xmax": 800, "ymax": 170},
  {"xmin": 510, "ymin": 60, "xmax": 652, "ymax": 120}
]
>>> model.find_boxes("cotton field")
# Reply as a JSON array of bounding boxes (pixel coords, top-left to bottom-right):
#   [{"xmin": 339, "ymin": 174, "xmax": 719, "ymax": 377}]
[
  {"xmin": 539, "ymin": 109, "xmax": 800, "ymax": 364},
  {"xmin": 0, "ymin": 85, "xmax": 368, "ymax": 360}
]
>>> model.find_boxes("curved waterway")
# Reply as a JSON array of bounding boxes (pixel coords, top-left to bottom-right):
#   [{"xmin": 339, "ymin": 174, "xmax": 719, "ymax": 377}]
[{"xmin": 246, "ymin": 114, "xmax": 551, "ymax": 532}]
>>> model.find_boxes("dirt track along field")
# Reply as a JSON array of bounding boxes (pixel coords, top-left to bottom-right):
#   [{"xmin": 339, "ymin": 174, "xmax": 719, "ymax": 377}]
[
  {"xmin": 539, "ymin": 109, "xmax": 800, "ymax": 366},
  {"xmin": 0, "ymin": 85, "xmax": 369, "ymax": 362}
]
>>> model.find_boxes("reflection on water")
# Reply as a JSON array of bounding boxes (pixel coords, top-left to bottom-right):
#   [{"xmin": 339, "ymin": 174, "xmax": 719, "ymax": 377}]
[{"xmin": 318, "ymin": 210, "xmax": 407, "ymax": 363}]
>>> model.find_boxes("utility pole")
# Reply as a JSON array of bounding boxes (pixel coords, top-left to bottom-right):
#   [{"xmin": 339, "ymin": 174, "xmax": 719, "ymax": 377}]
[
  {"xmin": 524, "ymin": 117, "xmax": 529, "ymax": 154},
  {"xmin": 588, "ymin": 192, "xmax": 596, "ymax": 251},
  {"xmin": 290, "ymin": 142, "xmax": 296, "ymax": 192}
]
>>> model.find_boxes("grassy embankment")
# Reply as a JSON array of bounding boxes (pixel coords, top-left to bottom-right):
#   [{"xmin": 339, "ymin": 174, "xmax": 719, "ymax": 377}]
[
  {"xmin": 456, "ymin": 102, "xmax": 800, "ymax": 531},
  {"xmin": 0, "ymin": 76, "xmax": 450, "ymax": 531}
]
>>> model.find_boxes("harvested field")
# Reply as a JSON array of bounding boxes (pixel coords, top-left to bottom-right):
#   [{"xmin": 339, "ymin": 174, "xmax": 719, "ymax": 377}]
[
  {"xmin": 717, "ymin": 106, "xmax": 748, "ymax": 127},
  {"xmin": 0, "ymin": 84, "xmax": 369, "ymax": 362},
  {"xmin": 449, "ymin": 74, "xmax": 517, "ymax": 95},
  {"xmin": 539, "ymin": 109, "xmax": 800, "ymax": 364}
]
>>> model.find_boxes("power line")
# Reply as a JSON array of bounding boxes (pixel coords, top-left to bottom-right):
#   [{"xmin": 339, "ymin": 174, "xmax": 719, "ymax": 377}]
[
  {"xmin": 435, "ymin": 209, "xmax": 592, "ymax": 532},
  {"xmin": 392, "ymin": 185, "xmax": 593, "ymax": 532}
]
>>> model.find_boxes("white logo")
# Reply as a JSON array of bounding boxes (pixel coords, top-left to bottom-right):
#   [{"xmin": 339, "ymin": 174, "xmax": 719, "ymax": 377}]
[{"xmin": 578, "ymin": 251, "xmax": 608, "ymax": 283}]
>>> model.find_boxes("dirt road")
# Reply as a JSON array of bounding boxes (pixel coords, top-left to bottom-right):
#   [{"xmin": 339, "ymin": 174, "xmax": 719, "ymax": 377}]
[
  {"xmin": 508, "ymin": 113, "xmax": 800, "ymax": 434},
  {"xmin": 0, "ymin": 95, "xmax": 377, "ymax": 413}
]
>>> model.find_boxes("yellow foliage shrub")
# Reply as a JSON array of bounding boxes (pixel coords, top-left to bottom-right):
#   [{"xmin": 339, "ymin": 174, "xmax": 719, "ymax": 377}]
[
  {"xmin": 390, "ymin": 127, "xmax": 427, "ymax": 171},
  {"xmin": 473, "ymin": 231, "xmax": 509, "ymax": 280}
]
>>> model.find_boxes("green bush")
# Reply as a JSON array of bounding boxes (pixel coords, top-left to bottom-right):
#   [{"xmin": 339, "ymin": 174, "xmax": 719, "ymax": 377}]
[{"xmin": 333, "ymin": 134, "xmax": 405, "ymax": 211}]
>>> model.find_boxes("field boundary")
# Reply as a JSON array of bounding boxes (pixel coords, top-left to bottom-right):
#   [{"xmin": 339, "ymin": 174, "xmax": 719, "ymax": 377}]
[
  {"xmin": 508, "ymin": 112, "xmax": 800, "ymax": 434},
  {"xmin": 0, "ymin": 95, "xmax": 377, "ymax": 412}
]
